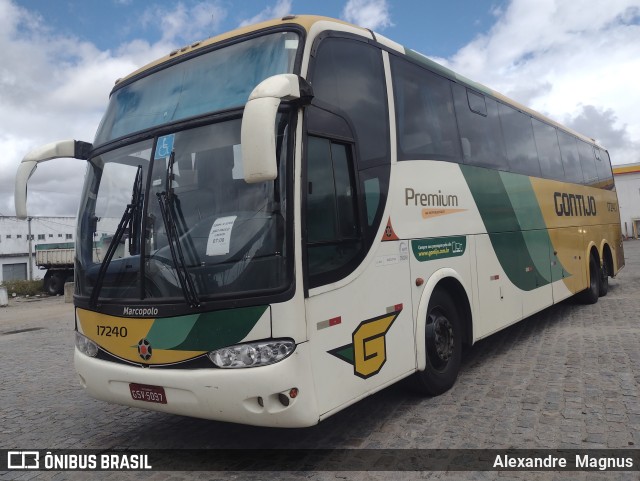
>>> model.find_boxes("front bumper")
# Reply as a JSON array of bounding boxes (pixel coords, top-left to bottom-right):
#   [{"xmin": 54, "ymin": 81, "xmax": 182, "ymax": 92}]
[{"xmin": 74, "ymin": 341, "xmax": 319, "ymax": 428}]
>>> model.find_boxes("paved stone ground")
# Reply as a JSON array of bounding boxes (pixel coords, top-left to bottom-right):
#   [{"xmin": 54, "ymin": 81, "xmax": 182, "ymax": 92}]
[{"xmin": 1, "ymin": 241, "xmax": 639, "ymax": 480}]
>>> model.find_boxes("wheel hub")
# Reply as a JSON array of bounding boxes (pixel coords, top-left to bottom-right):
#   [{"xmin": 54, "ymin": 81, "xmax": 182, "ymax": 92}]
[
  {"xmin": 433, "ymin": 314, "xmax": 454, "ymax": 361},
  {"xmin": 426, "ymin": 309, "xmax": 455, "ymax": 369}
]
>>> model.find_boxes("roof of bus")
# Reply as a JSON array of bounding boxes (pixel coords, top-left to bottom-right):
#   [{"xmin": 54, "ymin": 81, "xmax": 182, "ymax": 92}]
[
  {"xmin": 114, "ymin": 14, "xmax": 603, "ymax": 150},
  {"xmin": 115, "ymin": 15, "xmax": 363, "ymax": 85}
]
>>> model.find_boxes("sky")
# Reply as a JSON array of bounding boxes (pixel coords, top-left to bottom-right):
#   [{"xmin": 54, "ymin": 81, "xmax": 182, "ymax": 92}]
[{"xmin": 1, "ymin": 0, "xmax": 639, "ymax": 217}]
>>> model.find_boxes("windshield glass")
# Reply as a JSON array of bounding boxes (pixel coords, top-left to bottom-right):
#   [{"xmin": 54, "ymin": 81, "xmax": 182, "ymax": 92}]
[
  {"xmin": 94, "ymin": 31, "xmax": 299, "ymax": 146},
  {"xmin": 77, "ymin": 116, "xmax": 291, "ymax": 303}
]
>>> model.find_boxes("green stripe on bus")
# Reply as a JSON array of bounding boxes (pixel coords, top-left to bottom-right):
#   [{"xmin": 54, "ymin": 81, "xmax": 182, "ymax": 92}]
[
  {"xmin": 145, "ymin": 305, "xmax": 268, "ymax": 351},
  {"xmin": 460, "ymin": 165, "xmax": 565, "ymax": 291}
]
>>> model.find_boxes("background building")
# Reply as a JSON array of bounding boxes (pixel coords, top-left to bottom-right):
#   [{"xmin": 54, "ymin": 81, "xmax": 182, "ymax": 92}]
[
  {"xmin": 0, "ymin": 216, "xmax": 75, "ymax": 282},
  {"xmin": 613, "ymin": 163, "xmax": 640, "ymax": 239}
]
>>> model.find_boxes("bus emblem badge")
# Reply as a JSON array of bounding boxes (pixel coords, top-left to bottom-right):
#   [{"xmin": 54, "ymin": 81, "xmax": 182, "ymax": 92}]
[
  {"xmin": 328, "ymin": 305, "xmax": 402, "ymax": 379},
  {"xmin": 137, "ymin": 338, "xmax": 153, "ymax": 360}
]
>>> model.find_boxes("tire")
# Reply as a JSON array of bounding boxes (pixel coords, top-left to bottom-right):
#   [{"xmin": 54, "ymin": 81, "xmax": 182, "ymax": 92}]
[
  {"xmin": 577, "ymin": 255, "xmax": 600, "ymax": 305},
  {"xmin": 46, "ymin": 272, "xmax": 65, "ymax": 296},
  {"xmin": 599, "ymin": 260, "xmax": 609, "ymax": 297},
  {"xmin": 412, "ymin": 289, "xmax": 462, "ymax": 396}
]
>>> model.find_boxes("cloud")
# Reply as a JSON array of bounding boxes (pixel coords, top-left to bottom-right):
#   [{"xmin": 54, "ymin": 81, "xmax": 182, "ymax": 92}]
[
  {"xmin": 238, "ymin": 0, "xmax": 292, "ymax": 28},
  {"xmin": 140, "ymin": 1, "xmax": 227, "ymax": 44},
  {"xmin": 0, "ymin": 0, "xmax": 196, "ymax": 216},
  {"xmin": 439, "ymin": 0, "xmax": 640, "ymax": 164},
  {"xmin": 341, "ymin": 0, "xmax": 393, "ymax": 31},
  {"xmin": 565, "ymin": 106, "xmax": 640, "ymax": 164}
]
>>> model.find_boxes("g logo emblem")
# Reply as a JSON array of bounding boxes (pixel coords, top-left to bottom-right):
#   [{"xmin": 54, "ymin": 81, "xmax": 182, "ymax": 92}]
[{"xmin": 328, "ymin": 305, "xmax": 402, "ymax": 379}]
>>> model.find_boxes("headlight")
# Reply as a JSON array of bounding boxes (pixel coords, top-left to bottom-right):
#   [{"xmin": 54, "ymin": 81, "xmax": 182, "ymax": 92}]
[
  {"xmin": 208, "ymin": 339, "xmax": 295, "ymax": 368},
  {"xmin": 75, "ymin": 331, "xmax": 98, "ymax": 357}
]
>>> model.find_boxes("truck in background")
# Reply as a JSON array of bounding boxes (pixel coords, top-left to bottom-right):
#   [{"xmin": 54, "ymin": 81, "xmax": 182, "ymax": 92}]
[
  {"xmin": 35, "ymin": 242, "xmax": 75, "ymax": 295},
  {"xmin": 36, "ymin": 242, "xmax": 105, "ymax": 295}
]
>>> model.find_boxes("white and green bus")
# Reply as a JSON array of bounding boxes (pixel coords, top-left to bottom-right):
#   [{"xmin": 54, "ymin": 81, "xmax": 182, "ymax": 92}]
[{"xmin": 15, "ymin": 15, "xmax": 624, "ymax": 427}]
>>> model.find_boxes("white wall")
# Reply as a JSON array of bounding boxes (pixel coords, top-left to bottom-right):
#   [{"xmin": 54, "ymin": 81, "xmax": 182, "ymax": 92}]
[
  {"xmin": 0, "ymin": 217, "xmax": 76, "ymax": 282},
  {"xmin": 614, "ymin": 169, "xmax": 640, "ymax": 238}
]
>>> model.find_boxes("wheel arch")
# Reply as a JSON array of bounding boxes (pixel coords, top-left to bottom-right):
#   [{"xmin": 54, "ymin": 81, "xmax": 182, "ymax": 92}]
[{"xmin": 415, "ymin": 269, "xmax": 473, "ymax": 372}]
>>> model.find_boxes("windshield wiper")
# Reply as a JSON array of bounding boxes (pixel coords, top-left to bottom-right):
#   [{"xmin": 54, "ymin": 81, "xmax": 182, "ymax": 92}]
[
  {"xmin": 156, "ymin": 150, "xmax": 201, "ymax": 308},
  {"xmin": 90, "ymin": 165, "xmax": 143, "ymax": 307}
]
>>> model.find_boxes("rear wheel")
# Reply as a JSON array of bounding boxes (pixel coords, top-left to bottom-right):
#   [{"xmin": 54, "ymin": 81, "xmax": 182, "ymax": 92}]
[
  {"xmin": 599, "ymin": 259, "xmax": 609, "ymax": 297},
  {"xmin": 45, "ymin": 272, "xmax": 65, "ymax": 296},
  {"xmin": 578, "ymin": 255, "xmax": 600, "ymax": 305},
  {"xmin": 412, "ymin": 289, "xmax": 462, "ymax": 396}
]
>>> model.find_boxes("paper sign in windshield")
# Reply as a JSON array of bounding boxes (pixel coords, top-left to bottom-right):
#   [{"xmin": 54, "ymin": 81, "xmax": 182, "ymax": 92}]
[{"xmin": 206, "ymin": 216, "xmax": 237, "ymax": 256}]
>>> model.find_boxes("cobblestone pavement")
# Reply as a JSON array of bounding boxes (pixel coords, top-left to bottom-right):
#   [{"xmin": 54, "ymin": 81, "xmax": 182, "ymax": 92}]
[{"xmin": 1, "ymin": 241, "xmax": 639, "ymax": 481}]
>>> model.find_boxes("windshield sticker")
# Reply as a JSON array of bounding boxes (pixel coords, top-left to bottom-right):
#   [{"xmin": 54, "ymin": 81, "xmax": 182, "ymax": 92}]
[
  {"xmin": 232, "ymin": 144, "xmax": 244, "ymax": 180},
  {"xmin": 155, "ymin": 134, "xmax": 175, "ymax": 159},
  {"xmin": 206, "ymin": 216, "xmax": 237, "ymax": 256}
]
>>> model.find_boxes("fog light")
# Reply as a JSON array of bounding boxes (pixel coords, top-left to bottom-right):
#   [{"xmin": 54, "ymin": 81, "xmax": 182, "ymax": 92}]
[
  {"xmin": 208, "ymin": 339, "xmax": 295, "ymax": 368},
  {"xmin": 75, "ymin": 331, "xmax": 98, "ymax": 357}
]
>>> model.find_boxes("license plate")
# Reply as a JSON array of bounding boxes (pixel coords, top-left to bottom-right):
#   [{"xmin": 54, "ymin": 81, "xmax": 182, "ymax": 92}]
[{"xmin": 129, "ymin": 383, "xmax": 167, "ymax": 404}]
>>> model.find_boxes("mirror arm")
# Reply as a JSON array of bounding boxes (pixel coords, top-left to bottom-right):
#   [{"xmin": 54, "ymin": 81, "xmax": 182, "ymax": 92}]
[
  {"xmin": 295, "ymin": 77, "xmax": 314, "ymax": 107},
  {"xmin": 15, "ymin": 139, "xmax": 93, "ymax": 219}
]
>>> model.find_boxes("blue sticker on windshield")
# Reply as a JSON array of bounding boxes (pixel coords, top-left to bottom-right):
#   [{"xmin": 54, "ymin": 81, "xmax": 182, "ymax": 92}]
[{"xmin": 155, "ymin": 134, "xmax": 175, "ymax": 159}]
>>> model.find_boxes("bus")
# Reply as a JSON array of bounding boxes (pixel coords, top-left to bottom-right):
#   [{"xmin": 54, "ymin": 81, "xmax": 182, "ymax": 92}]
[{"xmin": 15, "ymin": 15, "xmax": 624, "ymax": 427}]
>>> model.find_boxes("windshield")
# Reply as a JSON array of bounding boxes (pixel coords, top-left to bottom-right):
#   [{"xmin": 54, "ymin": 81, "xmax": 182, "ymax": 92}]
[
  {"xmin": 94, "ymin": 31, "xmax": 299, "ymax": 147},
  {"xmin": 76, "ymin": 116, "xmax": 291, "ymax": 304}
]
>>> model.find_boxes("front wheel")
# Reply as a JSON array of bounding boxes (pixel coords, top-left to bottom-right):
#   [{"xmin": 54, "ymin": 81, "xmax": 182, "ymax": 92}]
[{"xmin": 412, "ymin": 289, "xmax": 462, "ymax": 396}]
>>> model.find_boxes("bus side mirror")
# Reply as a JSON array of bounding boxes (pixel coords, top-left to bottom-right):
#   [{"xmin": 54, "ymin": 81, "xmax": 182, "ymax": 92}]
[
  {"xmin": 15, "ymin": 140, "xmax": 92, "ymax": 219},
  {"xmin": 241, "ymin": 74, "xmax": 312, "ymax": 183}
]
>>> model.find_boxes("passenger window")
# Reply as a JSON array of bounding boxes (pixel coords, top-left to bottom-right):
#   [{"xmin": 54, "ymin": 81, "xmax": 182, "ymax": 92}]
[
  {"xmin": 452, "ymin": 84, "xmax": 508, "ymax": 170},
  {"xmin": 363, "ymin": 178, "xmax": 381, "ymax": 226},
  {"xmin": 577, "ymin": 141, "xmax": 598, "ymax": 186},
  {"xmin": 391, "ymin": 56, "xmax": 461, "ymax": 162},
  {"xmin": 311, "ymin": 38, "xmax": 389, "ymax": 167},
  {"xmin": 558, "ymin": 132, "xmax": 584, "ymax": 183},
  {"xmin": 306, "ymin": 136, "xmax": 361, "ymax": 286},
  {"xmin": 498, "ymin": 104, "xmax": 541, "ymax": 177},
  {"xmin": 532, "ymin": 119, "xmax": 564, "ymax": 180},
  {"xmin": 595, "ymin": 148, "xmax": 614, "ymax": 189}
]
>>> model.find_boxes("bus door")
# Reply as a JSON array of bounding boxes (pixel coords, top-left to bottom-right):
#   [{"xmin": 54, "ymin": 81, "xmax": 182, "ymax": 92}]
[{"xmin": 302, "ymin": 133, "xmax": 414, "ymax": 416}]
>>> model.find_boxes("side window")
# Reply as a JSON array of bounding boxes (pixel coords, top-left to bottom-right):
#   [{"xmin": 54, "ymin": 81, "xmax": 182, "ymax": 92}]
[
  {"xmin": 391, "ymin": 56, "xmax": 460, "ymax": 162},
  {"xmin": 363, "ymin": 177, "xmax": 381, "ymax": 225},
  {"xmin": 595, "ymin": 148, "xmax": 614, "ymax": 189},
  {"xmin": 577, "ymin": 141, "xmax": 598, "ymax": 186},
  {"xmin": 558, "ymin": 131, "xmax": 583, "ymax": 184},
  {"xmin": 306, "ymin": 136, "xmax": 361, "ymax": 285},
  {"xmin": 452, "ymin": 83, "xmax": 508, "ymax": 170},
  {"xmin": 498, "ymin": 104, "xmax": 541, "ymax": 177},
  {"xmin": 532, "ymin": 119, "xmax": 564, "ymax": 180},
  {"xmin": 310, "ymin": 38, "xmax": 389, "ymax": 167}
]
